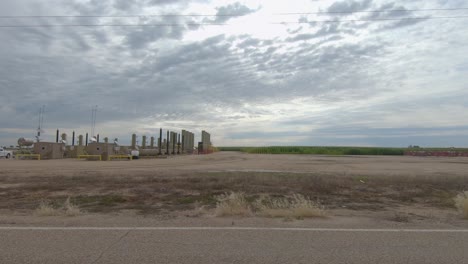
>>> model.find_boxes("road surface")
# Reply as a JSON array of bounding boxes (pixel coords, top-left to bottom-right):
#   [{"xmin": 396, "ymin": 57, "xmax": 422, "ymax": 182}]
[{"xmin": 1, "ymin": 226, "xmax": 467, "ymax": 264}]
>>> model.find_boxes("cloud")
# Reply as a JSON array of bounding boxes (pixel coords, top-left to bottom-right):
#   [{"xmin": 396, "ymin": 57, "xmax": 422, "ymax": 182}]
[
  {"xmin": 327, "ymin": 0, "xmax": 372, "ymax": 13},
  {"xmin": 285, "ymin": 23, "xmax": 349, "ymax": 42},
  {"xmin": 67, "ymin": 0, "xmax": 112, "ymax": 15},
  {"xmin": 212, "ymin": 2, "xmax": 258, "ymax": 23},
  {"xmin": 146, "ymin": 0, "xmax": 188, "ymax": 5},
  {"xmin": 0, "ymin": 0, "xmax": 467, "ymax": 147},
  {"xmin": 122, "ymin": 21, "xmax": 187, "ymax": 49}
]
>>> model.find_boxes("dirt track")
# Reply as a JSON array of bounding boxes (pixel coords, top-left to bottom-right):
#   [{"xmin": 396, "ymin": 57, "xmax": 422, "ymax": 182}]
[{"xmin": 0, "ymin": 152, "xmax": 467, "ymax": 225}]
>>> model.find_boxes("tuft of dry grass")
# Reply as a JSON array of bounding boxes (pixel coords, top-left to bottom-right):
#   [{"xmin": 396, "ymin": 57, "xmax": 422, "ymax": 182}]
[
  {"xmin": 454, "ymin": 191, "xmax": 468, "ymax": 219},
  {"xmin": 215, "ymin": 192, "xmax": 325, "ymax": 219},
  {"xmin": 35, "ymin": 197, "xmax": 82, "ymax": 217},
  {"xmin": 215, "ymin": 192, "xmax": 252, "ymax": 217},
  {"xmin": 63, "ymin": 197, "xmax": 82, "ymax": 216},
  {"xmin": 255, "ymin": 194, "xmax": 326, "ymax": 219},
  {"xmin": 35, "ymin": 200, "xmax": 61, "ymax": 216}
]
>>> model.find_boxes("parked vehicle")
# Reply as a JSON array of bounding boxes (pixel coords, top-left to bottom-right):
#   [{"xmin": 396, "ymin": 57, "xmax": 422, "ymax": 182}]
[
  {"xmin": 131, "ymin": 150, "xmax": 140, "ymax": 160},
  {"xmin": 0, "ymin": 148, "xmax": 13, "ymax": 159}
]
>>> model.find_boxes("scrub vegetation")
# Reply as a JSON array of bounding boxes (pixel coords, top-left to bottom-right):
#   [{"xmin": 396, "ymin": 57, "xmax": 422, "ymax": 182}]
[
  {"xmin": 454, "ymin": 191, "xmax": 468, "ymax": 219},
  {"xmin": 215, "ymin": 192, "xmax": 325, "ymax": 219},
  {"xmin": 35, "ymin": 197, "xmax": 81, "ymax": 217},
  {"xmin": 2, "ymin": 153, "xmax": 467, "ymax": 222},
  {"xmin": 6, "ymin": 171, "xmax": 462, "ymax": 218}
]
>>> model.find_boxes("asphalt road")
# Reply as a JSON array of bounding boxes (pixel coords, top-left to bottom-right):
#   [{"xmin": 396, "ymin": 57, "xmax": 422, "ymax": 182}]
[{"xmin": 1, "ymin": 227, "xmax": 467, "ymax": 264}]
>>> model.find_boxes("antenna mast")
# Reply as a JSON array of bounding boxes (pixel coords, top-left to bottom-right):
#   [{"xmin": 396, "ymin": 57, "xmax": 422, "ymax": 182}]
[
  {"xmin": 36, "ymin": 105, "xmax": 45, "ymax": 142},
  {"xmin": 91, "ymin": 105, "xmax": 98, "ymax": 138}
]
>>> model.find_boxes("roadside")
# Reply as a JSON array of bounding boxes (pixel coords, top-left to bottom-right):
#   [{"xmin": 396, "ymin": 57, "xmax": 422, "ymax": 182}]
[{"xmin": 0, "ymin": 152, "xmax": 467, "ymax": 226}]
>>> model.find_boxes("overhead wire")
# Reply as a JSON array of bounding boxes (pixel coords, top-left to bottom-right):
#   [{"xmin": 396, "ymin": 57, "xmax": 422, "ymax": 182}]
[
  {"xmin": 274, "ymin": 7, "xmax": 468, "ymax": 15},
  {"xmin": 0, "ymin": 15, "xmax": 467, "ymax": 28},
  {"xmin": 0, "ymin": 7, "xmax": 467, "ymax": 18},
  {"xmin": 273, "ymin": 15, "xmax": 468, "ymax": 24}
]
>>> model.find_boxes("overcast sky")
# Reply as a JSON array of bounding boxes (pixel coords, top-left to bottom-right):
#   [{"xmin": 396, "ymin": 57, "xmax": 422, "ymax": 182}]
[{"xmin": 1, "ymin": 0, "xmax": 467, "ymax": 147}]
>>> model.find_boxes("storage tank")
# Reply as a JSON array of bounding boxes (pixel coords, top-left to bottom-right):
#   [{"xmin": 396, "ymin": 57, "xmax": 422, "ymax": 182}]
[{"xmin": 17, "ymin": 138, "xmax": 35, "ymax": 147}]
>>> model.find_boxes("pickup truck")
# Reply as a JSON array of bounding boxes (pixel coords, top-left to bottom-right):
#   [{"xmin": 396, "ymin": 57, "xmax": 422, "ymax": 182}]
[{"xmin": 0, "ymin": 148, "xmax": 13, "ymax": 159}]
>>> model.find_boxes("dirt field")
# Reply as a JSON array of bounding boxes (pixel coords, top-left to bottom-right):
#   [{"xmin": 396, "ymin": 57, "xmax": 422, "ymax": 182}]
[{"xmin": 0, "ymin": 152, "xmax": 467, "ymax": 225}]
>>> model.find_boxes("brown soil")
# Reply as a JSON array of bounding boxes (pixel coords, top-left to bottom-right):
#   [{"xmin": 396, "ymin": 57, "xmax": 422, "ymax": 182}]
[{"xmin": 0, "ymin": 152, "xmax": 467, "ymax": 224}]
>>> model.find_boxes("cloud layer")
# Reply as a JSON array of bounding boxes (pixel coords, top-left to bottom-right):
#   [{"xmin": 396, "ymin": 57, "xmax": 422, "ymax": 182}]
[{"xmin": 0, "ymin": 0, "xmax": 467, "ymax": 147}]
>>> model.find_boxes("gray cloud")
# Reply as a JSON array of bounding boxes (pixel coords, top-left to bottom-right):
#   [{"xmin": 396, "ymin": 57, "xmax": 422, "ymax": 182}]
[
  {"xmin": 0, "ymin": 0, "xmax": 467, "ymax": 147},
  {"xmin": 285, "ymin": 23, "xmax": 350, "ymax": 42},
  {"xmin": 146, "ymin": 0, "xmax": 186, "ymax": 5},
  {"xmin": 212, "ymin": 2, "xmax": 257, "ymax": 23},
  {"xmin": 327, "ymin": 0, "xmax": 372, "ymax": 13},
  {"xmin": 67, "ymin": 0, "xmax": 112, "ymax": 15},
  {"xmin": 376, "ymin": 17, "xmax": 429, "ymax": 31},
  {"xmin": 362, "ymin": 3, "xmax": 430, "ymax": 31},
  {"xmin": 122, "ymin": 23, "xmax": 186, "ymax": 49}
]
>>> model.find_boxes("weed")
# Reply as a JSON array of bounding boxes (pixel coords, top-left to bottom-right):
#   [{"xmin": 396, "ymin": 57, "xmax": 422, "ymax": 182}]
[
  {"xmin": 215, "ymin": 192, "xmax": 252, "ymax": 217},
  {"xmin": 64, "ymin": 197, "xmax": 81, "ymax": 216},
  {"xmin": 255, "ymin": 194, "xmax": 326, "ymax": 219},
  {"xmin": 176, "ymin": 196, "xmax": 197, "ymax": 204},
  {"xmin": 99, "ymin": 195, "xmax": 127, "ymax": 206},
  {"xmin": 35, "ymin": 200, "xmax": 60, "ymax": 216},
  {"xmin": 35, "ymin": 197, "xmax": 81, "ymax": 217},
  {"xmin": 454, "ymin": 191, "xmax": 468, "ymax": 219}
]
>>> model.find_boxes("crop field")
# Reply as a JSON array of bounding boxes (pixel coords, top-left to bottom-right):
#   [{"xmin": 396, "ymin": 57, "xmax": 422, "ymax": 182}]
[
  {"xmin": 219, "ymin": 146, "xmax": 468, "ymax": 156},
  {"xmin": 0, "ymin": 152, "xmax": 467, "ymax": 224},
  {"xmin": 220, "ymin": 146, "xmax": 405, "ymax": 155}
]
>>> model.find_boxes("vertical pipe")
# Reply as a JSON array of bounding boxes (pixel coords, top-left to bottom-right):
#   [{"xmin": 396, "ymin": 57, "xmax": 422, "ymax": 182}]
[
  {"xmin": 177, "ymin": 134, "xmax": 180, "ymax": 154},
  {"xmin": 131, "ymin": 134, "xmax": 136, "ymax": 149},
  {"xmin": 72, "ymin": 131, "xmax": 75, "ymax": 146},
  {"xmin": 85, "ymin": 133, "xmax": 88, "ymax": 146},
  {"xmin": 166, "ymin": 131, "xmax": 170, "ymax": 155},
  {"xmin": 182, "ymin": 134, "xmax": 185, "ymax": 153},
  {"xmin": 142, "ymin": 135, "xmax": 147, "ymax": 149},
  {"xmin": 191, "ymin": 132, "xmax": 194, "ymax": 152},
  {"xmin": 97, "ymin": 134, "xmax": 100, "ymax": 143},
  {"xmin": 56, "ymin": 129, "xmax": 59, "ymax": 143},
  {"xmin": 172, "ymin": 133, "xmax": 175, "ymax": 154},
  {"xmin": 158, "ymin": 128, "xmax": 162, "ymax": 155},
  {"xmin": 150, "ymin": 137, "xmax": 154, "ymax": 148}
]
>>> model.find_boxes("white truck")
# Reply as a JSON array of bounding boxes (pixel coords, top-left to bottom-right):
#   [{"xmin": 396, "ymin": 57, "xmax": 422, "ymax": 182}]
[{"xmin": 0, "ymin": 148, "xmax": 13, "ymax": 159}]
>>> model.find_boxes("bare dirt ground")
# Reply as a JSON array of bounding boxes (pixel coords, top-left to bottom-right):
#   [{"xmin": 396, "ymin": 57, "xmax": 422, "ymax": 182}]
[{"xmin": 0, "ymin": 151, "xmax": 467, "ymax": 227}]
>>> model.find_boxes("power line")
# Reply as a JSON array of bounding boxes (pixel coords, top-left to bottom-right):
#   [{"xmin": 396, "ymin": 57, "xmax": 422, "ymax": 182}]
[
  {"xmin": 274, "ymin": 15, "xmax": 468, "ymax": 24},
  {"xmin": 0, "ymin": 14, "xmax": 229, "ymax": 18},
  {"xmin": 0, "ymin": 7, "xmax": 467, "ymax": 18},
  {"xmin": 0, "ymin": 16, "xmax": 467, "ymax": 28},
  {"xmin": 0, "ymin": 23, "xmax": 226, "ymax": 28},
  {"xmin": 275, "ymin": 7, "xmax": 468, "ymax": 15}
]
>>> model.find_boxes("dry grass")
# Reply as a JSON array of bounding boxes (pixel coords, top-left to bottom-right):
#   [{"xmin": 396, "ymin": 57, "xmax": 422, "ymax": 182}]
[
  {"xmin": 35, "ymin": 197, "xmax": 82, "ymax": 217},
  {"xmin": 215, "ymin": 192, "xmax": 325, "ymax": 219},
  {"xmin": 64, "ymin": 197, "xmax": 82, "ymax": 216},
  {"xmin": 3, "ymin": 169, "xmax": 465, "ymax": 216},
  {"xmin": 35, "ymin": 200, "xmax": 61, "ymax": 216},
  {"xmin": 215, "ymin": 192, "xmax": 252, "ymax": 217},
  {"xmin": 255, "ymin": 194, "xmax": 326, "ymax": 219},
  {"xmin": 454, "ymin": 191, "xmax": 468, "ymax": 219}
]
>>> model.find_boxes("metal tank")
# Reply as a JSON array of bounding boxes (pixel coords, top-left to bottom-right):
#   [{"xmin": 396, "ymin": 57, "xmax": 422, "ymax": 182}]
[{"xmin": 17, "ymin": 138, "xmax": 34, "ymax": 147}]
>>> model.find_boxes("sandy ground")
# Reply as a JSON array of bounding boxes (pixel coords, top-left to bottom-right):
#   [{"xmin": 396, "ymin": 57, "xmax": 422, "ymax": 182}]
[
  {"xmin": 2, "ymin": 151, "xmax": 468, "ymax": 176},
  {"xmin": 0, "ymin": 152, "xmax": 467, "ymax": 227}
]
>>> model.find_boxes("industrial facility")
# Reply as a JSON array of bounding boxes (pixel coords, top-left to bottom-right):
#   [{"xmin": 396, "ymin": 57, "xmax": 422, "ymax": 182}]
[
  {"xmin": 13, "ymin": 128, "xmax": 212, "ymax": 161},
  {"xmin": 5, "ymin": 105, "xmax": 213, "ymax": 160}
]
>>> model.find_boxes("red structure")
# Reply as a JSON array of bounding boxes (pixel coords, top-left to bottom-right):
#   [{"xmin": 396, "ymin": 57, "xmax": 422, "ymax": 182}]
[{"xmin": 405, "ymin": 151, "xmax": 468, "ymax": 157}]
